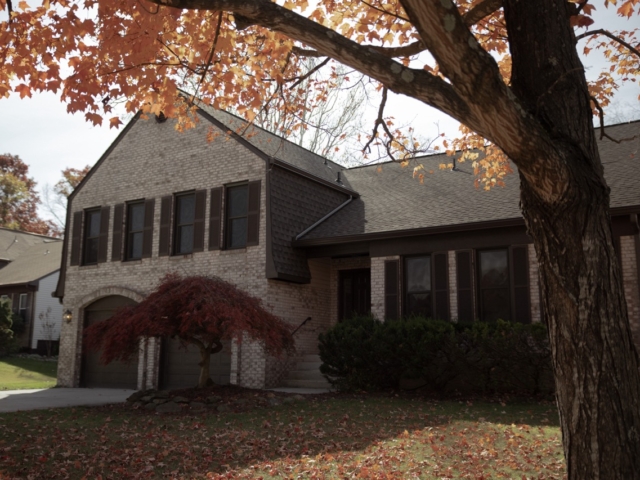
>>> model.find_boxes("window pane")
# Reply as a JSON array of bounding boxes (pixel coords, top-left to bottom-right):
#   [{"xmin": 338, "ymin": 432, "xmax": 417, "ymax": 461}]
[
  {"xmin": 85, "ymin": 237, "xmax": 99, "ymax": 264},
  {"xmin": 129, "ymin": 203, "xmax": 145, "ymax": 232},
  {"xmin": 481, "ymin": 288, "xmax": 511, "ymax": 322},
  {"xmin": 228, "ymin": 186, "xmax": 248, "ymax": 218},
  {"xmin": 19, "ymin": 294, "xmax": 27, "ymax": 309},
  {"xmin": 178, "ymin": 225, "xmax": 194, "ymax": 254},
  {"xmin": 407, "ymin": 292, "xmax": 432, "ymax": 317},
  {"xmin": 129, "ymin": 232, "xmax": 143, "ymax": 259},
  {"xmin": 88, "ymin": 211, "xmax": 101, "ymax": 237},
  {"xmin": 228, "ymin": 218, "xmax": 247, "ymax": 248},
  {"xmin": 406, "ymin": 257, "xmax": 431, "ymax": 293},
  {"xmin": 479, "ymin": 250, "xmax": 509, "ymax": 288},
  {"xmin": 177, "ymin": 195, "xmax": 195, "ymax": 224}
]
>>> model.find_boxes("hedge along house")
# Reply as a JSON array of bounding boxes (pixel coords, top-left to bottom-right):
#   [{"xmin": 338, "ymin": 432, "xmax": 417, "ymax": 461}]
[{"xmin": 54, "ymin": 107, "xmax": 640, "ymax": 391}]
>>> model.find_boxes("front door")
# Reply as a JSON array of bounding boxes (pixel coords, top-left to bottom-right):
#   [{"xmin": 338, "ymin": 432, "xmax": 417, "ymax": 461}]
[{"xmin": 339, "ymin": 269, "xmax": 371, "ymax": 321}]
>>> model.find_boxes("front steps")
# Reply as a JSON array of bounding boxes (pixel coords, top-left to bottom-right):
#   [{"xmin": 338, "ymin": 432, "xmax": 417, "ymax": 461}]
[{"xmin": 281, "ymin": 354, "xmax": 332, "ymax": 390}]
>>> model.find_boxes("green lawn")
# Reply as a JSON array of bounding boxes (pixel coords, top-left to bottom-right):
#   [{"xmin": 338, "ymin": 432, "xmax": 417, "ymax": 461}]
[
  {"xmin": 0, "ymin": 356, "xmax": 58, "ymax": 390},
  {"xmin": 0, "ymin": 391, "xmax": 565, "ymax": 479}
]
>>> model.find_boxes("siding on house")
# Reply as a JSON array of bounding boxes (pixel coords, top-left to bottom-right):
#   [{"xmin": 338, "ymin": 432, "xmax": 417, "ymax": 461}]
[{"xmin": 31, "ymin": 271, "xmax": 63, "ymax": 349}]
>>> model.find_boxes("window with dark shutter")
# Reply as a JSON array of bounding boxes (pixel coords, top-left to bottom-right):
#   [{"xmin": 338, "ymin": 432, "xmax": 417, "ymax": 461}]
[
  {"xmin": 209, "ymin": 187, "xmax": 223, "ymax": 250},
  {"xmin": 384, "ymin": 260, "xmax": 400, "ymax": 320},
  {"xmin": 125, "ymin": 202, "xmax": 145, "ymax": 260},
  {"xmin": 477, "ymin": 248, "xmax": 511, "ymax": 322},
  {"xmin": 246, "ymin": 180, "xmax": 261, "ymax": 246},
  {"xmin": 83, "ymin": 209, "xmax": 101, "ymax": 265},
  {"xmin": 404, "ymin": 256, "xmax": 432, "ymax": 317},
  {"xmin": 456, "ymin": 250, "xmax": 474, "ymax": 322},
  {"xmin": 225, "ymin": 185, "xmax": 249, "ymax": 249},
  {"xmin": 70, "ymin": 211, "xmax": 83, "ymax": 266},
  {"xmin": 433, "ymin": 252, "xmax": 450, "ymax": 321},
  {"xmin": 192, "ymin": 190, "xmax": 206, "ymax": 252},
  {"xmin": 510, "ymin": 245, "xmax": 531, "ymax": 323},
  {"xmin": 112, "ymin": 204, "xmax": 124, "ymax": 262},
  {"xmin": 97, "ymin": 206, "xmax": 110, "ymax": 264},
  {"xmin": 141, "ymin": 198, "xmax": 155, "ymax": 259},
  {"xmin": 175, "ymin": 193, "xmax": 196, "ymax": 255},
  {"xmin": 158, "ymin": 195, "xmax": 173, "ymax": 257}
]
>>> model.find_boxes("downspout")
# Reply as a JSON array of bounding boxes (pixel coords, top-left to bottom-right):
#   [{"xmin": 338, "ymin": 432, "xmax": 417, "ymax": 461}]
[{"xmin": 295, "ymin": 196, "xmax": 354, "ymax": 241}]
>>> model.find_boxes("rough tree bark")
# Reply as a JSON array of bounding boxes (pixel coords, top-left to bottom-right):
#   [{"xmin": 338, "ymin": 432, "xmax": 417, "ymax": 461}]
[
  {"xmin": 147, "ymin": 0, "xmax": 640, "ymax": 474},
  {"xmin": 191, "ymin": 338, "xmax": 223, "ymax": 388},
  {"xmin": 504, "ymin": 1, "xmax": 640, "ymax": 477}
]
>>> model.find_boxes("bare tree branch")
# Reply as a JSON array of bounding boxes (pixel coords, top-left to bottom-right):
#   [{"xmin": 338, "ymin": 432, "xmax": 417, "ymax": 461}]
[
  {"xmin": 289, "ymin": 57, "xmax": 330, "ymax": 88},
  {"xmin": 590, "ymin": 95, "xmax": 640, "ymax": 144}
]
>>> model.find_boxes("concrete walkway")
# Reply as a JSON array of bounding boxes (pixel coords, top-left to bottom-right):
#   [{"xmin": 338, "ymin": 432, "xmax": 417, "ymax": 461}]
[{"xmin": 0, "ymin": 388, "xmax": 135, "ymax": 413}]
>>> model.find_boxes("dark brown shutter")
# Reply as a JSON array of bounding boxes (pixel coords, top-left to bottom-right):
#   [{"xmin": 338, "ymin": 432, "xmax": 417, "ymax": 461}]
[
  {"xmin": 158, "ymin": 195, "xmax": 173, "ymax": 257},
  {"xmin": 70, "ymin": 211, "xmax": 83, "ymax": 266},
  {"xmin": 193, "ymin": 189, "xmax": 207, "ymax": 252},
  {"xmin": 111, "ymin": 204, "xmax": 124, "ymax": 262},
  {"xmin": 246, "ymin": 180, "xmax": 261, "ymax": 247},
  {"xmin": 510, "ymin": 245, "xmax": 531, "ymax": 323},
  {"xmin": 142, "ymin": 198, "xmax": 155, "ymax": 258},
  {"xmin": 433, "ymin": 252, "xmax": 450, "ymax": 321},
  {"xmin": 384, "ymin": 260, "xmax": 400, "ymax": 320},
  {"xmin": 456, "ymin": 250, "xmax": 474, "ymax": 322},
  {"xmin": 97, "ymin": 206, "xmax": 110, "ymax": 264},
  {"xmin": 209, "ymin": 187, "xmax": 223, "ymax": 251}
]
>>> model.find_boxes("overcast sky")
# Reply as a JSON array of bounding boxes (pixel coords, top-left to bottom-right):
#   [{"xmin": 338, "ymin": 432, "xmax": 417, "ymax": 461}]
[{"xmin": 0, "ymin": 5, "xmax": 638, "ymax": 224}]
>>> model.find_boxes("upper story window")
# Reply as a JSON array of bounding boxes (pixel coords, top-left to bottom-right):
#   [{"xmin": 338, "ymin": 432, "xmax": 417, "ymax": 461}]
[
  {"xmin": 126, "ymin": 202, "xmax": 145, "ymax": 260},
  {"xmin": 477, "ymin": 249, "xmax": 511, "ymax": 322},
  {"xmin": 225, "ymin": 185, "xmax": 249, "ymax": 249},
  {"xmin": 83, "ymin": 209, "xmax": 101, "ymax": 265},
  {"xmin": 175, "ymin": 193, "xmax": 196, "ymax": 255},
  {"xmin": 404, "ymin": 256, "xmax": 432, "ymax": 317}
]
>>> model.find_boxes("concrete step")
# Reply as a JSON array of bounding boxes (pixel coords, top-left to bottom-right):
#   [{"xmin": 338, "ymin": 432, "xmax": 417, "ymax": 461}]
[
  {"xmin": 291, "ymin": 354, "xmax": 322, "ymax": 363},
  {"xmin": 282, "ymin": 378, "xmax": 332, "ymax": 389},
  {"xmin": 294, "ymin": 361, "xmax": 323, "ymax": 371}
]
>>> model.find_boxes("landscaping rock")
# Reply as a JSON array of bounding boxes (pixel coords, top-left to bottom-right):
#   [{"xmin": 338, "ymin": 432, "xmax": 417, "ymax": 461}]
[
  {"xmin": 268, "ymin": 397, "xmax": 282, "ymax": 406},
  {"xmin": 216, "ymin": 404, "xmax": 231, "ymax": 413},
  {"xmin": 154, "ymin": 391, "xmax": 170, "ymax": 398},
  {"xmin": 156, "ymin": 402, "xmax": 181, "ymax": 414},
  {"xmin": 172, "ymin": 396, "xmax": 189, "ymax": 403},
  {"xmin": 206, "ymin": 395, "xmax": 222, "ymax": 404},
  {"xmin": 293, "ymin": 395, "xmax": 305, "ymax": 401},
  {"xmin": 190, "ymin": 402, "xmax": 206, "ymax": 411},
  {"xmin": 127, "ymin": 390, "xmax": 154, "ymax": 403},
  {"xmin": 141, "ymin": 396, "xmax": 154, "ymax": 403},
  {"xmin": 282, "ymin": 397, "xmax": 295, "ymax": 404},
  {"xmin": 153, "ymin": 398, "xmax": 168, "ymax": 405},
  {"xmin": 144, "ymin": 403, "xmax": 157, "ymax": 411}
]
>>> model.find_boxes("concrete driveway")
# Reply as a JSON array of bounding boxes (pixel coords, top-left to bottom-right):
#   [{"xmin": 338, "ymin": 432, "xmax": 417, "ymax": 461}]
[{"xmin": 0, "ymin": 388, "xmax": 135, "ymax": 413}]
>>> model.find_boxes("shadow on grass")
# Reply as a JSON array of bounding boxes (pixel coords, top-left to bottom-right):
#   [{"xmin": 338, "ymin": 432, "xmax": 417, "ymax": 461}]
[{"xmin": 0, "ymin": 390, "xmax": 562, "ymax": 479}]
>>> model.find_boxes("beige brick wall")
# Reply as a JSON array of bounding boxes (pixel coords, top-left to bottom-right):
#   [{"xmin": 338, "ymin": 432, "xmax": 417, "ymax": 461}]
[
  {"xmin": 370, "ymin": 256, "xmax": 399, "ymax": 321},
  {"xmin": 448, "ymin": 251, "xmax": 458, "ymax": 321},
  {"xmin": 57, "ymin": 115, "xmax": 330, "ymax": 390},
  {"xmin": 621, "ymin": 235, "xmax": 640, "ymax": 347},
  {"xmin": 528, "ymin": 244, "xmax": 542, "ymax": 323}
]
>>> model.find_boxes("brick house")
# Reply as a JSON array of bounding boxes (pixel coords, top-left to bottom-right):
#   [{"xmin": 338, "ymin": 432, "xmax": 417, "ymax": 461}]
[
  {"xmin": 0, "ymin": 228, "xmax": 63, "ymax": 354},
  {"xmin": 53, "ymin": 107, "xmax": 640, "ymax": 391}
]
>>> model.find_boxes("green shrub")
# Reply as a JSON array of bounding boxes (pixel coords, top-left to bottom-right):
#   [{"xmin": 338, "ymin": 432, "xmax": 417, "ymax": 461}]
[
  {"xmin": 319, "ymin": 315, "xmax": 554, "ymax": 395},
  {"xmin": 0, "ymin": 300, "xmax": 15, "ymax": 356}
]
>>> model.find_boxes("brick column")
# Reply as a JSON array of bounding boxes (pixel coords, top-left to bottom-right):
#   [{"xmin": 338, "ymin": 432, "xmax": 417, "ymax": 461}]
[
  {"xmin": 370, "ymin": 256, "xmax": 400, "ymax": 321},
  {"xmin": 448, "ymin": 251, "xmax": 458, "ymax": 321},
  {"xmin": 621, "ymin": 235, "xmax": 640, "ymax": 347}
]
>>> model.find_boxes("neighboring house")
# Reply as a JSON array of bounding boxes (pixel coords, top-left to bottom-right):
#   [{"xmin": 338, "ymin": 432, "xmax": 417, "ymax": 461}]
[
  {"xmin": 0, "ymin": 228, "xmax": 63, "ymax": 354},
  {"xmin": 53, "ymin": 105, "xmax": 640, "ymax": 391}
]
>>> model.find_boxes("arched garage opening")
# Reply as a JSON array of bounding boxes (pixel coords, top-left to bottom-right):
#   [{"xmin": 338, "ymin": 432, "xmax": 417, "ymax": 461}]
[
  {"xmin": 81, "ymin": 295, "xmax": 139, "ymax": 389},
  {"xmin": 160, "ymin": 338, "xmax": 231, "ymax": 390}
]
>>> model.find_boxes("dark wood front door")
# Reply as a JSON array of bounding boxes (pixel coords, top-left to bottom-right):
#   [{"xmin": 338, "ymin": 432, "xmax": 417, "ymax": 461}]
[{"xmin": 339, "ymin": 269, "xmax": 371, "ymax": 321}]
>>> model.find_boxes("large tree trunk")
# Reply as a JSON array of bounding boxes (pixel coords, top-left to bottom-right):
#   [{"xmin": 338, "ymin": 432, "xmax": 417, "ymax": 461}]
[{"xmin": 504, "ymin": 0, "xmax": 640, "ymax": 477}]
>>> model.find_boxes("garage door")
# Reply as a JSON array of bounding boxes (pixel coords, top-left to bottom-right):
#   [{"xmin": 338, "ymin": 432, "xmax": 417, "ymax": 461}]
[
  {"xmin": 81, "ymin": 296, "xmax": 139, "ymax": 389},
  {"xmin": 160, "ymin": 337, "xmax": 231, "ymax": 390}
]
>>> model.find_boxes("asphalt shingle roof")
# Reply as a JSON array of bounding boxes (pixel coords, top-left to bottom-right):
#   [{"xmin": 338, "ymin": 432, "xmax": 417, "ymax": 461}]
[
  {"xmin": 0, "ymin": 239, "xmax": 62, "ymax": 286},
  {"xmin": 299, "ymin": 121, "xmax": 640, "ymax": 241}
]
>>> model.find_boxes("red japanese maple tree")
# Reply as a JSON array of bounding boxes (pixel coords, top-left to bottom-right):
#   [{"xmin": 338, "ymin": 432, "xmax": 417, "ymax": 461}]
[{"xmin": 84, "ymin": 274, "xmax": 295, "ymax": 387}]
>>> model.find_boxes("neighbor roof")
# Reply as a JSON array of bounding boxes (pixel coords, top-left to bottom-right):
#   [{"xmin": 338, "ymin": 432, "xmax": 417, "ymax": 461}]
[
  {"xmin": 0, "ymin": 228, "xmax": 59, "ymax": 263},
  {"xmin": 296, "ymin": 121, "xmax": 640, "ymax": 243},
  {"xmin": 0, "ymin": 239, "xmax": 63, "ymax": 287}
]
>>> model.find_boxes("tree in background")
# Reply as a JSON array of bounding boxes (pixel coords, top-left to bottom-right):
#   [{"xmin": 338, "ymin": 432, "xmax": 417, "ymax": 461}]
[
  {"xmin": 84, "ymin": 274, "xmax": 295, "ymax": 388},
  {"xmin": 0, "ymin": 154, "xmax": 58, "ymax": 236},
  {"xmin": 0, "ymin": 300, "xmax": 15, "ymax": 356},
  {"xmin": 3, "ymin": 0, "xmax": 640, "ymax": 475},
  {"xmin": 42, "ymin": 166, "xmax": 90, "ymax": 230}
]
